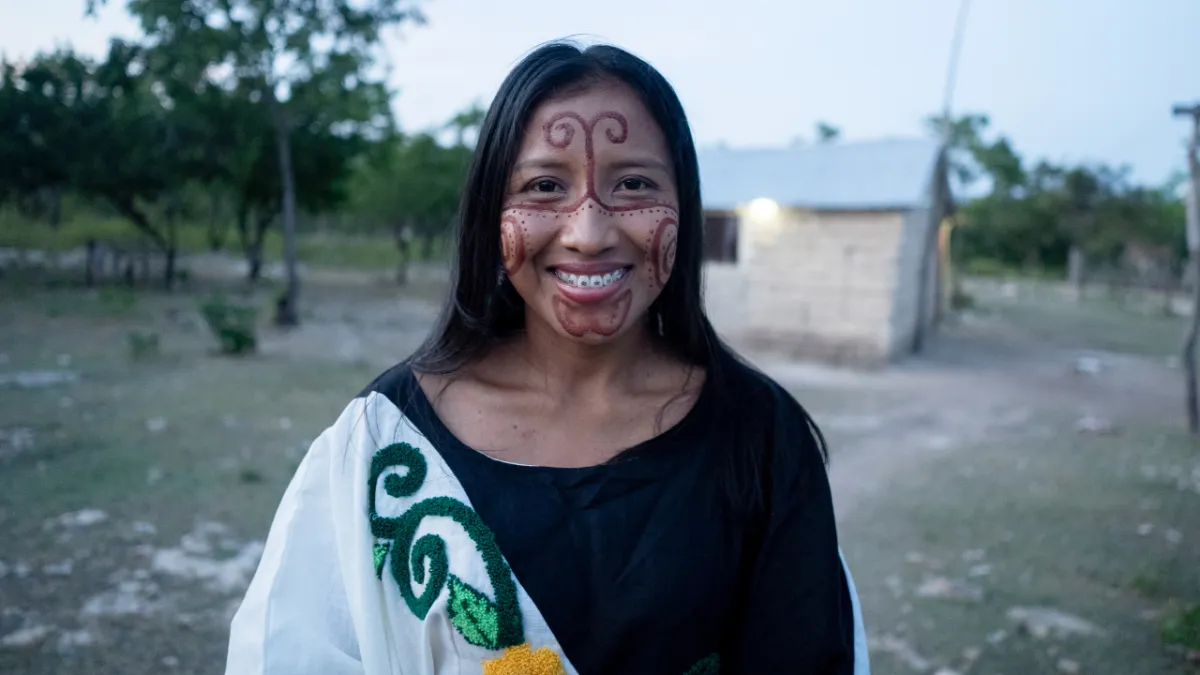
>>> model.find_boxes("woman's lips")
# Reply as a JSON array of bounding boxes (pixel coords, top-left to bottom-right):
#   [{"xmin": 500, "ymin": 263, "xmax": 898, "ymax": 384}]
[{"xmin": 549, "ymin": 264, "xmax": 633, "ymax": 305}]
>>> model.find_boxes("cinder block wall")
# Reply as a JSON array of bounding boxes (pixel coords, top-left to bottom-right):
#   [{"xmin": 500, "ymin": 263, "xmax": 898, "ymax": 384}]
[{"xmin": 704, "ymin": 207, "xmax": 911, "ymax": 367}]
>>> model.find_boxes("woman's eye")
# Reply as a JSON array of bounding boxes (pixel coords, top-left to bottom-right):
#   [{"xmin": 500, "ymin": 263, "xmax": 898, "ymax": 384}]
[
  {"xmin": 619, "ymin": 177, "xmax": 651, "ymax": 191},
  {"xmin": 532, "ymin": 179, "xmax": 559, "ymax": 193}
]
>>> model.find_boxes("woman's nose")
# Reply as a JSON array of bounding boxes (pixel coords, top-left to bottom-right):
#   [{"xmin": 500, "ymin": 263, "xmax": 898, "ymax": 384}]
[{"xmin": 558, "ymin": 199, "xmax": 620, "ymax": 255}]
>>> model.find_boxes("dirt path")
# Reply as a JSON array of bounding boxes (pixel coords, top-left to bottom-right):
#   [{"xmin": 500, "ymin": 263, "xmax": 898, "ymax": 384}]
[
  {"xmin": 751, "ymin": 307, "xmax": 1183, "ymax": 520},
  {"xmin": 0, "ymin": 279, "xmax": 1195, "ymax": 674}
]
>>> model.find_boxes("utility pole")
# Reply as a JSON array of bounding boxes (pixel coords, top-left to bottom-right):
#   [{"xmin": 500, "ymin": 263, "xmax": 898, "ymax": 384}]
[
  {"xmin": 915, "ymin": 0, "xmax": 972, "ymax": 353},
  {"xmin": 1172, "ymin": 103, "xmax": 1200, "ymax": 433}
]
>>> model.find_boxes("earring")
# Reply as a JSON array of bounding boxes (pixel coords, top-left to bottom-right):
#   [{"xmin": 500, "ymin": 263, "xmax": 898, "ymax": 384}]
[
  {"xmin": 657, "ymin": 311, "xmax": 664, "ymax": 337},
  {"xmin": 496, "ymin": 266, "xmax": 507, "ymax": 286}
]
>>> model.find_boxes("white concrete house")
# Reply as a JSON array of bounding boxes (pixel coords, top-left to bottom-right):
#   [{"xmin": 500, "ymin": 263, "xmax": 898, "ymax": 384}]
[{"xmin": 699, "ymin": 138, "xmax": 952, "ymax": 367}]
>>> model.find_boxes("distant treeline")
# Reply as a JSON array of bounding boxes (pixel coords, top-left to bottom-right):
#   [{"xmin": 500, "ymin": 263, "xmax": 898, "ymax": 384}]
[
  {"xmin": 932, "ymin": 113, "xmax": 1186, "ymax": 285},
  {"xmin": 0, "ymin": 40, "xmax": 478, "ymax": 287},
  {"xmin": 0, "ymin": 7, "xmax": 1188, "ymax": 301}
]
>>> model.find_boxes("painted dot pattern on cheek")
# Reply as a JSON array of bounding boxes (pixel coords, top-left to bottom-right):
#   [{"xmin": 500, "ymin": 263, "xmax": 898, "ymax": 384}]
[
  {"xmin": 500, "ymin": 107, "xmax": 683, "ymax": 339},
  {"xmin": 650, "ymin": 218, "xmax": 679, "ymax": 288},
  {"xmin": 499, "ymin": 216, "xmax": 527, "ymax": 275}
]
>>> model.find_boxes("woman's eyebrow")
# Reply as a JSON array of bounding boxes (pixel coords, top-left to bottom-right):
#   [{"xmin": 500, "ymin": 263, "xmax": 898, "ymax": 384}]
[
  {"xmin": 512, "ymin": 158, "xmax": 574, "ymax": 173},
  {"xmin": 605, "ymin": 157, "xmax": 671, "ymax": 173}
]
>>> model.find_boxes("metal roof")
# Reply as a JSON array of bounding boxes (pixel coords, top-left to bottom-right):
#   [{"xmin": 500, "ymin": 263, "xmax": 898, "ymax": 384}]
[{"xmin": 698, "ymin": 137, "xmax": 943, "ymax": 211}]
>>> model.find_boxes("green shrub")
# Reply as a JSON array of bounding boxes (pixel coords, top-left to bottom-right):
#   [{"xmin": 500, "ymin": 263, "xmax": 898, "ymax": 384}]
[
  {"xmin": 127, "ymin": 330, "xmax": 161, "ymax": 361},
  {"xmin": 1161, "ymin": 604, "xmax": 1200, "ymax": 651},
  {"xmin": 950, "ymin": 288, "xmax": 975, "ymax": 310},
  {"xmin": 199, "ymin": 295, "xmax": 259, "ymax": 355},
  {"xmin": 961, "ymin": 257, "xmax": 1014, "ymax": 278}
]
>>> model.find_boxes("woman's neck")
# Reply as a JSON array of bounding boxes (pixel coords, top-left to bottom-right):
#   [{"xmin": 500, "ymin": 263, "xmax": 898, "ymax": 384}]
[{"xmin": 509, "ymin": 312, "xmax": 658, "ymax": 398}]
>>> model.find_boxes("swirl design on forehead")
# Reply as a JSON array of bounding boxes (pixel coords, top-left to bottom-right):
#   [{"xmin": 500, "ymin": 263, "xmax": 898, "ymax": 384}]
[{"xmin": 507, "ymin": 110, "xmax": 674, "ymax": 214}]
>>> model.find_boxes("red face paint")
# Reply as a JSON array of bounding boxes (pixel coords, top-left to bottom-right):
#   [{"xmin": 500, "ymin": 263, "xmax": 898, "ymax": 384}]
[
  {"xmin": 505, "ymin": 111, "xmax": 677, "ymax": 214},
  {"xmin": 648, "ymin": 217, "xmax": 679, "ymax": 288},
  {"xmin": 552, "ymin": 290, "xmax": 633, "ymax": 338},
  {"xmin": 500, "ymin": 83, "xmax": 681, "ymax": 341},
  {"xmin": 499, "ymin": 216, "xmax": 527, "ymax": 275}
]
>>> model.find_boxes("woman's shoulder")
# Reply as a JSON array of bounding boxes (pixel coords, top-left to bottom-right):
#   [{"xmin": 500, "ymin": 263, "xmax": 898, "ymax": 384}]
[
  {"xmin": 711, "ymin": 349, "xmax": 829, "ymax": 477},
  {"xmin": 303, "ymin": 362, "xmax": 428, "ymax": 463},
  {"xmin": 715, "ymin": 351, "xmax": 818, "ymax": 427},
  {"xmin": 357, "ymin": 360, "xmax": 421, "ymax": 407}
]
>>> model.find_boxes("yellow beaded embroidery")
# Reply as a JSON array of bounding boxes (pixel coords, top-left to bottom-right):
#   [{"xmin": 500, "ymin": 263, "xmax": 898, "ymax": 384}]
[{"xmin": 482, "ymin": 643, "xmax": 567, "ymax": 675}]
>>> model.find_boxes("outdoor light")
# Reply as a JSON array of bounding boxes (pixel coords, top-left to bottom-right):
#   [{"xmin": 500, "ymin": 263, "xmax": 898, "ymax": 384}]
[{"xmin": 746, "ymin": 198, "xmax": 780, "ymax": 222}]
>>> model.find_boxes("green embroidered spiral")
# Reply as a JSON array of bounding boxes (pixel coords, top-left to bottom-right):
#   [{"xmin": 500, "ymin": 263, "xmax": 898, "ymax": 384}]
[
  {"xmin": 368, "ymin": 442, "xmax": 524, "ymax": 650},
  {"xmin": 684, "ymin": 653, "xmax": 720, "ymax": 675},
  {"xmin": 368, "ymin": 442, "xmax": 428, "ymax": 539},
  {"xmin": 389, "ymin": 496, "xmax": 524, "ymax": 649}
]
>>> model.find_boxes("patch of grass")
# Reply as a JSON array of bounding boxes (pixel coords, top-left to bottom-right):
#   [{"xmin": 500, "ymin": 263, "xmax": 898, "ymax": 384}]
[
  {"xmin": 238, "ymin": 468, "xmax": 265, "ymax": 484},
  {"xmin": 1131, "ymin": 571, "xmax": 1169, "ymax": 599},
  {"xmin": 843, "ymin": 420, "xmax": 1200, "ymax": 675},
  {"xmin": 297, "ymin": 233, "xmax": 397, "ymax": 270},
  {"xmin": 960, "ymin": 257, "xmax": 1065, "ymax": 280},
  {"xmin": 1162, "ymin": 604, "xmax": 1200, "ymax": 651},
  {"xmin": 127, "ymin": 330, "xmax": 161, "ymax": 361},
  {"xmin": 0, "ymin": 207, "xmax": 450, "ymax": 273},
  {"xmin": 198, "ymin": 294, "xmax": 260, "ymax": 355},
  {"xmin": 962, "ymin": 276, "xmax": 1186, "ymax": 358},
  {"xmin": 26, "ymin": 287, "xmax": 152, "ymax": 322},
  {"xmin": 98, "ymin": 286, "xmax": 140, "ymax": 314},
  {"xmin": 0, "ymin": 210, "xmax": 138, "ymax": 250}
]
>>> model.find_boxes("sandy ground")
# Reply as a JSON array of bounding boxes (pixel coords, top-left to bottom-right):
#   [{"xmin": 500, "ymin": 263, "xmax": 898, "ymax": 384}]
[{"xmin": 0, "ymin": 271, "xmax": 1196, "ymax": 674}]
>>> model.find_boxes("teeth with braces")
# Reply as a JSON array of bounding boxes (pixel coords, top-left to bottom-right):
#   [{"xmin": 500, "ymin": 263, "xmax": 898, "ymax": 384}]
[{"xmin": 554, "ymin": 268, "xmax": 627, "ymax": 288}]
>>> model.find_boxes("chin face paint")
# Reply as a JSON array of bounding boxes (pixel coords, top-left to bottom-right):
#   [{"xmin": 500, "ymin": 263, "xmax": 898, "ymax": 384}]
[{"xmin": 499, "ymin": 82, "xmax": 681, "ymax": 341}]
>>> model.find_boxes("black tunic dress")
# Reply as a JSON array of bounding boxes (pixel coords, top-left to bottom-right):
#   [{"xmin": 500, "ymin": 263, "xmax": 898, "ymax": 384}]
[{"xmin": 361, "ymin": 353, "xmax": 858, "ymax": 675}]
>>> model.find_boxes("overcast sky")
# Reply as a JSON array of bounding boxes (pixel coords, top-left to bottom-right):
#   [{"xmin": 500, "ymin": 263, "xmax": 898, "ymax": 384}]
[{"xmin": 3, "ymin": 0, "xmax": 1197, "ymax": 186}]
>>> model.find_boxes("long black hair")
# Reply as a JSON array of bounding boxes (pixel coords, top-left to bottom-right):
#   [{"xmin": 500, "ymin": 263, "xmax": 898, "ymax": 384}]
[{"xmin": 406, "ymin": 40, "xmax": 826, "ymax": 515}]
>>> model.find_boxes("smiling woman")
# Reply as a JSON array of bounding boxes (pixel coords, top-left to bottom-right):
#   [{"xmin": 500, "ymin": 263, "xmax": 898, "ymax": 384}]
[
  {"xmin": 501, "ymin": 90, "xmax": 681, "ymax": 341},
  {"xmin": 224, "ymin": 40, "xmax": 868, "ymax": 675}
]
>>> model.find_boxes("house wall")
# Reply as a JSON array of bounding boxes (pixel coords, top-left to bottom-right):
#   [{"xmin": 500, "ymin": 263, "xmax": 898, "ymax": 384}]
[
  {"xmin": 888, "ymin": 207, "xmax": 931, "ymax": 356},
  {"xmin": 706, "ymin": 206, "xmax": 908, "ymax": 366},
  {"xmin": 703, "ymin": 261, "xmax": 748, "ymax": 330}
]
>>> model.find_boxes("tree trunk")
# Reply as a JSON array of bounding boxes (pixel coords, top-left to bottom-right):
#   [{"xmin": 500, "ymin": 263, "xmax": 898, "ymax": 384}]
[
  {"xmin": 1184, "ymin": 256, "xmax": 1200, "ymax": 433},
  {"xmin": 1163, "ymin": 272, "xmax": 1178, "ymax": 317},
  {"xmin": 207, "ymin": 191, "xmax": 228, "ymax": 252},
  {"xmin": 395, "ymin": 223, "xmax": 411, "ymax": 286},
  {"xmin": 85, "ymin": 239, "xmax": 97, "ymax": 288},
  {"xmin": 112, "ymin": 195, "xmax": 170, "ymax": 289},
  {"xmin": 235, "ymin": 202, "xmax": 263, "ymax": 282},
  {"xmin": 1067, "ymin": 246, "xmax": 1086, "ymax": 302},
  {"xmin": 271, "ymin": 106, "xmax": 301, "ymax": 327},
  {"xmin": 1183, "ymin": 123, "xmax": 1200, "ymax": 434},
  {"xmin": 396, "ymin": 240, "xmax": 410, "ymax": 285},
  {"xmin": 46, "ymin": 187, "xmax": 62, "ymax": 230},
  {"xmin": 247, "ymin": 211, "xmax": 271, "ymax": 282},
  {"xmin": 163, "ymin": 247, "xmax": 177, "ymax": 290},
  {"xmin": 163, "ymin": 193, "xmax": 180, "ymax": 290}
]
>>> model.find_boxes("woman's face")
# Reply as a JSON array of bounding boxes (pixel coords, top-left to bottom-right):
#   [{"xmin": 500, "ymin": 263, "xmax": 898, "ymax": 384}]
[{"xmin": 501, "ymin": 80, "xmax": 679, "ymax": 345}]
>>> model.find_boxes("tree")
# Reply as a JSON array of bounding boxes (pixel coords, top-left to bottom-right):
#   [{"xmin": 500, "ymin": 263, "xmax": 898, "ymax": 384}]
[
  {"xmin": 974, "ymin": 137, "xmax": 1025, "ymax": 197},
  {"xmin": 445, "ymin": 101, "xmax": 486, "ymax": 147},
  {"xmin": 2, "ymin": 43, "xmax": 196, "ymax": 287},
  {"xmin": 75, "ymin": 41, "xmax": 192, "ymax": 287},
  {"xmin": 0, "ymin": 52, "xmax": 91, "ymax": 227},
  {"xmin": 925, "ymin": 112, "xmax": 991, "ymax": 188},
  {"xmin": 206, "ymin": 81, "xmax": 370, "ymax": 281},
  {"xmin": 350, "ymin": 130, "xmax": 470, "ymax": 283},
  {"xmin": 92, "ymin": 0, "xmax": 425, "ymax": 324},
  {"xmin": 815, "ymin": 121, "xmax": 840, "ymax": 144}
]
